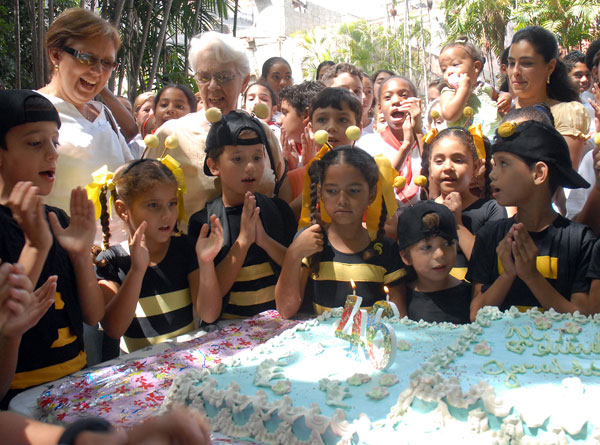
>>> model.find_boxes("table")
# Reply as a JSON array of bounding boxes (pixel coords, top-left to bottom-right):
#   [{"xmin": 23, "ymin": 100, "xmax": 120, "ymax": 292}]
[{"xmin": 9, "ymin": 311, "xmax": 302, "ymax": 441}]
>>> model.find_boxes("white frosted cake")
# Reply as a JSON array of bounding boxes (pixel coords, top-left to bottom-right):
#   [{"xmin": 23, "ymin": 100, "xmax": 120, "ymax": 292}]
[{"xmin": 162, "ymin": 306, "xmax": 600, "ymax": 444}]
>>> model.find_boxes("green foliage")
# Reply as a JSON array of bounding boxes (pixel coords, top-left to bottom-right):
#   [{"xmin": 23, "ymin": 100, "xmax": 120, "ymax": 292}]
[
  {"xmin": 293, "ymin": 18, "xmax": 431, "ymax": 90},
  {"xmin": 510, "ymin": 0, "xmax": 600, "ymax": 48},
  {"xmin": 443, "ymin": 0, "xmax": 600, "ymax": 57},
  {"xmin": 0, "ymin": 0, "xmax": 78, "ymax": 89},
  {"xmin": 0, "ymin": 0, "xmax": 233, "ymax": 94}
]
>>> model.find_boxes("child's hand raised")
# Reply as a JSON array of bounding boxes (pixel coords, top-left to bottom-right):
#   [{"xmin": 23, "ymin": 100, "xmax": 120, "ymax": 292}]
[
  {"xmin": 290, "ymin": 224, "xmax": 324, "ymax": 259},
  {"xmin": 129, "ymin": 221, "xmax": 150, "ymax": 272},
  {"xmin": 7, "ymin": 182, "xmax": 52, "ymax": 253},
  {"xmin": 511, "ymin": 223, "xmax": 540, "ymax": 282},
  {"xmin": 593, "ymin": 144, "xmax": 600, "ymax": 190},
  {"xmin": 441, "ymin": 191, "xmax": 463, "ymax": 222},
  {"xmin": 496, "ymin": 92, "xmax": 512, "ymax": 115},
  {"xmin": 49, "ymin": 187, "xmax": 96, "ymax": 257},
  {"xmin": 281, "ymin": 127, "xmax": 300, "ymax": 170},
  {"xmin": 0, "ymin": 265, "xmax": 55, "ymax": 339},
  {"xmin": 301, "ymin": 126, "xmax": 318, "ymax": 166},
  {"xmin": 496, "ymin": 229, "xmax": 516, "ymax": 279},
  {"xmin": 238, "ymin": 191, "xmax": 260, "ymax": 249},
  {"xmin": 457, "ymin": 73, "xmax": 471, "ymax": 90},
  {"xmin": 196, "ymin": 215, "xmax": 224, "ymax": 263}
]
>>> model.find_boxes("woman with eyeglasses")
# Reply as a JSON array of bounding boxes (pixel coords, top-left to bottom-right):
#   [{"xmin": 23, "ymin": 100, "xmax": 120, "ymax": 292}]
[
  {"xmin": 146, "ymin": 31, "xmax": 292, "ymax": 227},
  {"xmin": 38, "ymin": 8, "xmax": 135, "ymax": 217}
]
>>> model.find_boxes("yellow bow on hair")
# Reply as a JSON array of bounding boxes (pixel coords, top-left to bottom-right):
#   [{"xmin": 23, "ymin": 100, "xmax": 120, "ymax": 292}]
[
  {"xmin": 85, "ymin": 165, "xmax": 115, "ymax": 220},
  {"xmin": 468, "ymin": 123, "xmax": 486, "ymax": 160},
  {"xmin": 298, "ymin": 143, "xmax": 333, "ymax": 230},
  {"xmin": 365, "ymin": 155, "xmax": 400, "ymax": 240},
  {"xmin": 422, "ymin": 128, "xmax": 438, "ymax": 145},
  {"xmin": 158, "ymin": 154, "xmax": 187, "ymax": 223}
]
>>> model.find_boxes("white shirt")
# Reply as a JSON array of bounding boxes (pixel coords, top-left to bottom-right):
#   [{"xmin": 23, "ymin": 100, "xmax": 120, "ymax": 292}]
[{"xmin": 41, "ymin": 94, "xmax": 134, "ymax": 212}]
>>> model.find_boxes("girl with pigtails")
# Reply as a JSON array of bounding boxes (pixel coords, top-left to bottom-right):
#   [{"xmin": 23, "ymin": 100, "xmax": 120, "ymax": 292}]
[
  {"xmin": 92, "ymin": 159, "xmax": 224, "ymax": 353},
  {"xmin": 275, "ymin": 147, "xmax": 406, "ymax": 319}
]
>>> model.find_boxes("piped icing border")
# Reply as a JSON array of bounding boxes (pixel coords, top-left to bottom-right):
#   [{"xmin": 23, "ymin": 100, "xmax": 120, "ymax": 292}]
[
  {"xmin": 387, "ymin": 306, "xmax": 600, "ymax": 441},
  {"xmin": 161, "ymin": 307, "xmax": 600, "ymax": 444}
]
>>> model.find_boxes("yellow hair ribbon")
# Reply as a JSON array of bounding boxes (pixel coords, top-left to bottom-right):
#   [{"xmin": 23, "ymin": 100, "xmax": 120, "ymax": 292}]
[
  {"xmin": 422, "ymin": 128, "xmax": 438, "ymax": 145},
  {"xmin": 158, "ymin": 154, "xmax": 187, "ymax": 223},
  {"xmin": 298, "ymin": 143, "xmax": 333, "ymax": 230},
  {"xmin": 85, "ymin": 165, "xmax": 114, "ymax": 220},
  {"xmin": 468, "ymin": 123, "xmax": 486, "ymax": 160},
  {"xmin": 365, "ymin": 155, "xmax": 399, "ymax": 240}
]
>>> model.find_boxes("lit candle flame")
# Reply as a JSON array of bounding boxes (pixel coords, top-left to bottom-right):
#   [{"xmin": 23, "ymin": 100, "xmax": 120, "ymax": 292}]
[
  {"xmin": 384, "ymin": 286, "xmax": 389, "ymax": 302},
  {"xmin": 350, "ymin": 279, "xmax": 356, "ymax": 296}
]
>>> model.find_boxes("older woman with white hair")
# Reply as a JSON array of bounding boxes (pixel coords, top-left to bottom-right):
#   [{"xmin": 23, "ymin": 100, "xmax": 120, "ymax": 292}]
[{"xmin": 147, "ymin": 32, "xmax": 291, "ymax": 223}]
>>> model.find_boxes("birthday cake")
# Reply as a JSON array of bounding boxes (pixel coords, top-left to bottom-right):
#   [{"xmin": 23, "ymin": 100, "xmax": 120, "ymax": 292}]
[{"xmin": 162, "ymin": 306, "xmax": 600, "ymax": 444}]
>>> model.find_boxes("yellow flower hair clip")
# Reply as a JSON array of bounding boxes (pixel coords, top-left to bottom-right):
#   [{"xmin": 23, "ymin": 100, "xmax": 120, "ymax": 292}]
[
  {"xmin": 158, "ymin": 154, "xmax": 187, "ymax": 223},
  {"xmin": 86, "ymin": 165, "xmax": 115, "ymax": 220},
  {"xmin": 468, "ymin": 123, "xmax": 486, "ymax": 160},
  {"xmin": 497, "ymin": 121, "xmax": 518, "ymax": 138},
  {"xmin": 422, "ymin": 128, "xmax": 438, "ymax": 145}
]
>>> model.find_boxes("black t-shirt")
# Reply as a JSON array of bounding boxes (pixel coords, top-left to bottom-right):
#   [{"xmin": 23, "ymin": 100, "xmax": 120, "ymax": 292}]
[
  {"xmin": 466, "ymin": 215, "xmax": 595, "ymax": 310},
  {"xmin": 188, "ymin": 194, "xmax": 296, "ymax": 318},
  {"xmin": 407, "ymin": 281, "xmax": 472, "ymax": 324},
  {"xmin": 452, "ymin": 198, "xmax": 507, "ymax": 280},
  {"xmin": 586, "ymin": 239, "xmax": 600, "ymax": 280},
  {"xmin": 0, "ymin": 204, "xmax": 84, "ymax": 407}
]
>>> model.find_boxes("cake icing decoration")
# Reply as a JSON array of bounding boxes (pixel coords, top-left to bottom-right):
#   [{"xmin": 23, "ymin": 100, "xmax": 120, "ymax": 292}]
[
  {"xmin": 347, "ymin": 373, "xmax": 371, "ymax": 386},
  {"xmin": 319, "ymin": 378, "xmax": 351, "ymax": 409},
  {"xmin": 379, "ymin": 373, "xmax": 399, "ymax": 387},
  {"xmin": 397, "ymin": 340, "xmax": 411, "ymax": 351},
  {"xmin": 271, "ymin": 379, "xmax": 291, "ymax": 395},
  {"xmin": 366, "ymin": 386, "xmax": 389, "ymax": 400},
  {"xmin": 473, "ymin": 340, "xmax": 491, "ymax": 355}
]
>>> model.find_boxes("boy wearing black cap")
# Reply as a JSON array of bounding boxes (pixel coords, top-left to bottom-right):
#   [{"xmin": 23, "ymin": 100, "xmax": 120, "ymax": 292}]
[
  {"xmin": 188, "ymin": 111, "xmax": 296, "ymax": 320},
  {"xmin": 398, "ymin": 201, "xmax": 472, "ymax": 324},
  {"xmin": 468, "ymin": 120, "xmax": 596, "ymax": 320},
  {"xmin": 0, "ymin": 90, "xmax": 104, "ymax": 407}
]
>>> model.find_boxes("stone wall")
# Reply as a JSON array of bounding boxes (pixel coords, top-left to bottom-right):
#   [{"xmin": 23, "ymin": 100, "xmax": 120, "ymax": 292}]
[{"xmin": 283, "ymin": 0, "xmax": 345, "ymax": 35}]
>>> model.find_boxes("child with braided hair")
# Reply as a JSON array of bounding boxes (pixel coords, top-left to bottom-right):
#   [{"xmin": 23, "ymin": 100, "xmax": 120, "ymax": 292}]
[
  {"xmin": 275, "ymin": 147, "xmax": 406, "ymax": 318},
  {"xmin": 94, "ymin": 159, "xmax": 223, "ymax": 353}
]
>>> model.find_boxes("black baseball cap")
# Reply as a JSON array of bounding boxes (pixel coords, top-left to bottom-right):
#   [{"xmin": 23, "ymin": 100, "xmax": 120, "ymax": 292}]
[
  {"xmin": 203, "ymin": 110, "xmax": 268, "ymax": 176},
  {"xmin": 492, "ymin": 120, "xmax": 589, "ymax": 189},
  {"xmin": 397, "ymin": 201, "xmax": 458, "ymax": 251},
  {"xmin": 0, "ymin": 90, "xmax": 61, "ymax": 138}
]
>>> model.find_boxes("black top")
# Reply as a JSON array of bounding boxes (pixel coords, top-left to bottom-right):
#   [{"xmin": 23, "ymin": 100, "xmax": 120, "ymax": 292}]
[
  {"xmin": 466, "ymin": 215, "xmax": 595, "ymax": 310},
  {"xmin": 95, "ymin": 236, "xmax": 198, "ymax": 352},
  {"xmin": 0, "ymin": 204, "xmax": 84, "ymax": 407},
  {"xmin": 188, "ymin": 193, "xmax": 296, "ymax": 318},
  {"xmin": 586, "ymin": 239, "xmax": 600, "ymax": 280},
  {"xmin": 407, "ymin": 281, "xmax": 472, "ymax": 324},
  {"xmin": 453, "ymin": 198, "xmax": 507, "ymax": 279},
  {"xmin": 303, "ymin": 233, "xmax": 406, "ymax": 314}
]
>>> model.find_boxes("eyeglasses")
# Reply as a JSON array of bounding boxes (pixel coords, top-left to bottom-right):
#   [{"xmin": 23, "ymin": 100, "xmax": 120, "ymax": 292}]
[
  {"xmin": 194, "ymin": 71, "xmax": 237, "ymax": 86},
  {"xmin": 62, "ymin": 46, "xmax": 119, "ymax": 72}
]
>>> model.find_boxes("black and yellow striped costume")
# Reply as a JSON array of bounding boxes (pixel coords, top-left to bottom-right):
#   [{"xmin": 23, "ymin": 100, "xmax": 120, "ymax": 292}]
[
  {"xmin": 188, "ymin": 194, "xmax": 296, "ymax": 319},
  {"xmin": 302, "ymin": 235, "xmax": 406, "ymax": 315},
  {"xmin": 95, "ymin": 236, "xmax": 198, "ymax": 353},
  {"xmin": 0, "ymin": 205, "xmax": 86, "ymax": 409}
]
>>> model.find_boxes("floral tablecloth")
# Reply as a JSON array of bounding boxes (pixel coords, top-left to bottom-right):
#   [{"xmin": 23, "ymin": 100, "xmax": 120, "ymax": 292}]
[{"xmin": 36, "ymin": 311, "xmax": 300, "ymax": 432}]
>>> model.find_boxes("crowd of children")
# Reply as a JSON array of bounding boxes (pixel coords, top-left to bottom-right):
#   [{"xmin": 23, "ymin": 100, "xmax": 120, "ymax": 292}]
[{"xmin": 2, "ymin": 21, "xmax": 600, "ymax": 435}]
